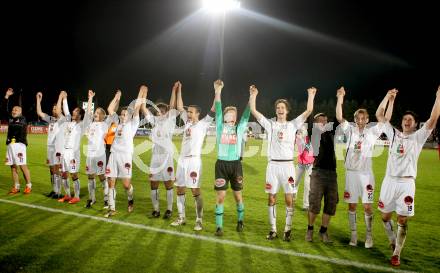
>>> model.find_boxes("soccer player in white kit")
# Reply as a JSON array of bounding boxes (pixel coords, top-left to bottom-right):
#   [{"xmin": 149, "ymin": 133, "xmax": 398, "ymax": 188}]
[
  {"xmin": 249, "ymin": 85, "xmax": 316, "ymax": 241},
  {"xmin": 336, "ymin": 87, "xmax": 395, "ymax": 248},
  {"xmin": 84, "ymin": 90, "xmax": 114, "ymax": 209},
  {"xmin": 140, "ymin": 82, "xmax": 179, "ymax": 219},
  {"xmin": 57, "ymin": 91, "xmax": 92, "ymax": 204},
  {"xmin": 36, "ymin": 91, "xmax": 64, "ymax": 198},
  {"xmin": 170, "ymin": 82, "xmax": 215, "ymax": 230},
  {"xmin": 376, "ymin": 86, "xmax": 440, "ymax": 266},
  {"xmin": 104, "ymin": 87, "xmax": 146, "ymax": 218}
]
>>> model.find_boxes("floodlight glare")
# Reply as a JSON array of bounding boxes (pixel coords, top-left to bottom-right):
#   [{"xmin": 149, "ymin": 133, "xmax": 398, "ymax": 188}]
[{"xmin": 202, "ymin": 0, "xmax": 241, "ymax": 13}]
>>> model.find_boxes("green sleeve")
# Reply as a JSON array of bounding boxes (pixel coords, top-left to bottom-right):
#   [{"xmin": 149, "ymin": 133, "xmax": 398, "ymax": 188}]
[
  {"xmin": 215, "ymin": 101, "xmax": 223, "ymax": 137},
  {"xmin": 238, "ymin": 105, "xmax": 251, "ymax": 133}
]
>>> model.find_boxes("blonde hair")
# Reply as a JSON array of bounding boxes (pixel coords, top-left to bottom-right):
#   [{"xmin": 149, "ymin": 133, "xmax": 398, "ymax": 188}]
[
  {"xmin": 274, "ymin": 99, "xmax": 291, "ymax": 112},
  {"xmin": 354, "ymin": 108, "xmax": 369, "ymax": 119},
  {"xmin": 224, "ymin": 106, "xmax": 237, "ymax": 114}
]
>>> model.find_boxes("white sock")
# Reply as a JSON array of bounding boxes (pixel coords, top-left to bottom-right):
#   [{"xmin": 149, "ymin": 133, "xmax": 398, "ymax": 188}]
[
  {"xmin": 348, "ymin": 210, "xmax": 357, "ymax": 236},
  {"xmin": 194, "ymin": 194, "xmax": 203, "ymax": 220},
  {"xmin": 73, "ymin": 179, "xmax": 80, "ymax": 198},
  {"xmin": 268, "ymin": 205, "xmax": 277, "ymax": 232},
  {"xmin": 393, "ymin": 224, "xmax": 408, "ymax": 256},
  {"xmin": 151, "ymin": 189, "xmax": 159, "ymax": 211},
  {"xmin": 15, "ymin": 183, "xmax": 20, "ymax": 190},
  {"xmin": 365, "ymin": 213, "xmax": 373, "ymax": 234},
  {"xmin": 383, "ymin": 220, "xmax": 396, "ymax": 244},
  {"xmin": 166, "ymin": 188, "xmax": 173, "ymax": 211},
  {"xmin": 108, "ymin": 187, "xmax": 116, "ymax": 211},
  {"xmin": 26, "ymin": 182, "xmax": 32, "ymax": 189},
  {"xmin": 101, "ymin": 179, "xmax": 108, "ymax": 201},
  {"xmin": 177, "ymin": 194, "xmax": 186, "ymax": 219},
  {"xmin": 88, "ymin": 178, "xmax": 96, "ymax": 202},
  {"xmin": 126, "ymin": 184, "xmax": 134, "ymax": 201},
  {"xmin": 63, "ymin": 178, "xmax": 71, "ymax": 196},
  {"xmin": 54, "ymin": 174, "xmax": 61, "ymax": 194},
  {"xmin": 284, "ymin": 206, "xmax": 293, "ymax": 232},
  {"xmin": 51, "ymin": 173, "xmax": 56, "ymax": 192}
]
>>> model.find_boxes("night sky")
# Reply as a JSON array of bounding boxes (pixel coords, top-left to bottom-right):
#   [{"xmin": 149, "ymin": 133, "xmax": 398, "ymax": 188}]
[{"xmin": 1, "ymin": 0, "xmax": 438, "ymax": 121}]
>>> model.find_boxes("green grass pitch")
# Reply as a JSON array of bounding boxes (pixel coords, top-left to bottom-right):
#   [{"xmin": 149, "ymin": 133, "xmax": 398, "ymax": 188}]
[{"xmin": 0, "ymin": 134, "xmax": 439, "ymax": 273}]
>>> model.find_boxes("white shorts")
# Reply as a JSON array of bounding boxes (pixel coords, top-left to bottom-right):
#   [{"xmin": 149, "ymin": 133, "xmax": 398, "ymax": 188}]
[
  {"xmin": 149, "ymin": 153, "xmax": 175, "ymax": 182},
  {"xmin": 86, "ymin": 154, "xmax": 106, "ymax": 175},
  {"xmin": 344, "ymin": 170, "xmax": 375, "ymax": 204},
  {"xmin": 5, "ymin": 143, "xmax": 27, "ymax": 166},
  {"xmin": 106, "ymin": 152, "xmax": 133, "ymax": 179},
  {"xmin": 175, "ymin": 156, "xmax": 202, "ymax": 188},
  {"xmin": 47, "ymin": 146, "xmax": 63, "ymax": 166},
  {"xmin": 265, "ymin": 161, "xmax": 296, "ymax": 195},
  {"xmin": 378, "ymin": 176, "xmax": 415, "ymax": 217},
  {"xmin": 62, "ymin": 149, "xmax": 80, "ymax": 173}
]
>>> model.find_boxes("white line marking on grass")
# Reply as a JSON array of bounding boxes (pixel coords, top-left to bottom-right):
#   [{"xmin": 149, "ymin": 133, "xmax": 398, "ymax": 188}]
[{"xmin": 0, "ymin": 198, "xmax": 417, "ymax": 273}]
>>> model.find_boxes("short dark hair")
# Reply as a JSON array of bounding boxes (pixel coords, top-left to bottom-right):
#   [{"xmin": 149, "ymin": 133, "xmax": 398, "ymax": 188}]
[
  {"xmin": 118, "ymin": 106, "xmax": 128, "ymax": 115},
  {"xmin": 188, "ymin": 105, "xmax": 201, "ymax": 114},
  {"xmin": 402, "ymin": 110, "xmax": 419, "ymax": 124},
  {"xmin": 75, "ymin": 107, "xmax": 86, "ymax": 120},
  {"xmin": 156, "ymin": 102, "xmax": 169, "ymax": 113}
]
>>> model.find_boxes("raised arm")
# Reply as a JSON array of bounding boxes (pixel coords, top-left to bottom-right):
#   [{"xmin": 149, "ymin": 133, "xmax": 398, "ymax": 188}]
[
  {"xmin": 87, "ymin": 90, "xmax": 94, "ymax": 115},
  {"xmin": 169, "ymin": 82, "xmax": 178, "ymax": 110},
  {"xmin": 55, "ymin": 91, "xmax": 66, "ymax": 117},
  {"xmin": 335, "ymin": 87, "xmax": 345, "ymax": 123},
  {"xmin": 107, "ymin": 90, "xmax": 121, "ymax": 116},
  {"xmin": 214, "ymin": 79, "xmax": 224, "ymax": 126},
  {"xmin": 384, "ymin": 90, "xmax": 397, "ymax": 122},
  {"xmin": 376, "ymin": 89, "xmax": 397, "ymax": 123},
  {"xmin": 249, "ymin": 85, "xmax": 264, "ymax": 120},
  {"xmin": 35, "ymin": 92, "xmax": 46, "ymax": 118},
  {"xmin": 425, "ymin": 86, "xmax": 440, "ymax": 130},
  {"xmin": 176, "ymin": 82, "xmax": 184, "ymax": 112},
  {"xmin": 299, "ymin": 87, "xmax": 317, "ymax": 121},
  {"xmin": 133, "ymin": 85, "xmax": 147, "ymax": 118}
]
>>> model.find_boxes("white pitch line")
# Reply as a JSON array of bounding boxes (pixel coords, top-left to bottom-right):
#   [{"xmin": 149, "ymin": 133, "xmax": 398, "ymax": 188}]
[{"xmin": 0, "ymin": 198, "xmax": 417, "ymax": 273}]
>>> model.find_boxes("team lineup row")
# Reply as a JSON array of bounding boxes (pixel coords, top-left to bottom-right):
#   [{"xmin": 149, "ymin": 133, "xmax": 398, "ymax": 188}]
[{"xmin": 2, "ymin": 83, "xmax": 440, "ymax": 267}]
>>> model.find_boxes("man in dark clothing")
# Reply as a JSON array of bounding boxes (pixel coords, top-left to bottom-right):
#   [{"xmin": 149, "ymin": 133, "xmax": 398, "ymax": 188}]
[
  {"xmin": 1, "ymin": 88, "xmax": 32, "ymax": 194},
  {"xmin": 305, "ymin": 112, "xmax": 338, "ymax": 243}
]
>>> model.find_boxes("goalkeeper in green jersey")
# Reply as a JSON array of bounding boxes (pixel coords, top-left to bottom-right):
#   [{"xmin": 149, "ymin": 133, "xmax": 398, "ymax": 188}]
[{"xmin": 213, "ymin": 79, "xmax": 251, "ymax": 236}]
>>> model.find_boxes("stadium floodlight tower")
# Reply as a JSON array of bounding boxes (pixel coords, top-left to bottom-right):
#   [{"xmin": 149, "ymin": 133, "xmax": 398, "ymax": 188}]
[{"xmin": 202, "ymin": 0, "xmax": 241, "ymax": 13}]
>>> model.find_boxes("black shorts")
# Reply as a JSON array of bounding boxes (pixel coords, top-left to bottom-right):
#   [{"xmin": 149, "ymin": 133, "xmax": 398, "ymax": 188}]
[
  {"xmin": 309, "ymin": 168, "xmax": 339, "ymax": 216},
  {"xmin": 214, "ymin": 160, "xmax": 243, "ymax": 191}
]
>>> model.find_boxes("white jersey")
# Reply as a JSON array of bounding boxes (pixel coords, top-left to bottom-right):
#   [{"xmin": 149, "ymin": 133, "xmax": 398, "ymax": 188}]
[
  {"xmin": 63, "ymin": 117, "xmax": 89, "ymax": 151},
  {"xmin": 340, "ymin": 121, "xmax": 383, "ymax": 172},
  {"xmin": 42, "ymin": 114, "xmax": 59, "ymax": 146},
  {"xmin": 258, "ymin": 115, "xmax": 305, "ymax": 161},
  {"xmin": 179, "ymin": 110, "xmax": 213, "ymax": 157},
  {"xmin": 85, "ymin": 114, "xmax": 111, "ymax": 157},
  {"xmin": 382, "ymin": 122, "xmax": 432, "ymax": 178},
  {"xmin": 141, "ymin": 109, "xmax": 177, "ymax": 155},
  {"xmin": 110, "ymin": 115, "xmax": 140, "ymax": 155}
]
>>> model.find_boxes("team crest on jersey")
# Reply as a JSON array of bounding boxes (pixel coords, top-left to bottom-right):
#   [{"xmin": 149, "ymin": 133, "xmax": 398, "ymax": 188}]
[
  {"xmin": 288, "ymin": 177, "xmax": 294, "ymax": 184},
  {"xmin": 49, "ymin": 124, "xmax": 54, "ymax": 132},
  {"xmin": 277, "ymin": 131, "xmax": 284, "ymax": 140},
  {"xmin": 265, "ymin": 183, "xmax": 272, "ymax": 190},
  {"xmin": 344, "ymin": 191, "xmax": 351, "ymax": 199},
  {"xmin": 185, "ymin": 128, "xmax": 191, "ymax": 137},
  {"xmin": 354, "ymin": 141, "xmax": 362, "ymax": 151},
  {"xmin": 378, "ymin": 200, "xmax": 385, "ymax": 209},
  {"xmin": 366, "ymin": 184, "xmax": 373, "ymax": 192},
  {"xmin": 396, "ymin": 143, "xmax": 404, "ymax": 156},
  {"xmin": 215, "ymin": 178, "xmax": 226, "ymax": 187},
  {"xmin": 404, "ymin": 196, "xmax": 413, "ymax": 205}
]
